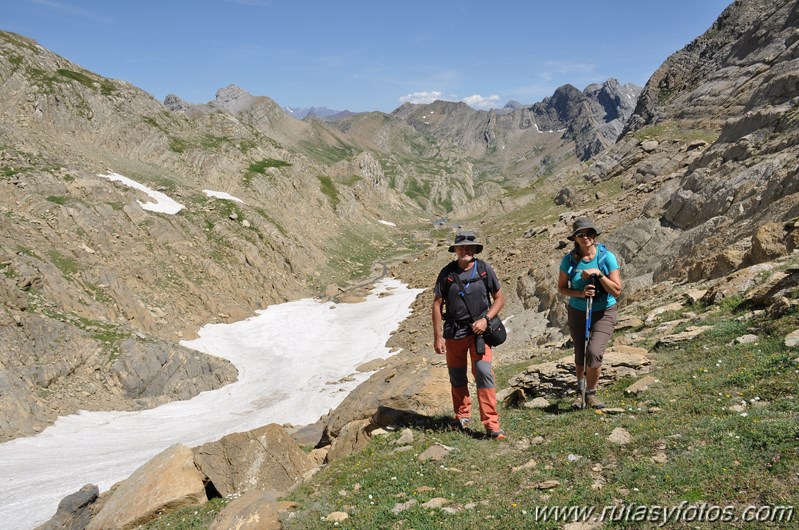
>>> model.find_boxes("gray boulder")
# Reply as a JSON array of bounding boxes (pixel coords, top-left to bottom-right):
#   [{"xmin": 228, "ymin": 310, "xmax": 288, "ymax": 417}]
[
  {"xmin": 508, "ymin": 347, "xmax": 651, "ymax": 397},
  {"xmin": 87, "ymin": 444, "xmax": 207, "ymax": 530},
  {"xmin": 36, "ymin": 484, "xmax": 99, "ymax": 530},
  {"xmin": 209, "ymin": 491, "xmax": 297, "ymax": 530},
  {"xmin": 322, "ymin": 352, "xmax": 450, "ymax": 441},
  {"xmin": 193, "ymin": 424, "xmax": 314, "ymax": 498}
]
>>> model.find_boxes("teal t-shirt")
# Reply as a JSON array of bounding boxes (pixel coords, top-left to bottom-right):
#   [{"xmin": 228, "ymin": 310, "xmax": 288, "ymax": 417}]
[{"xmin": 559, "ymin": 249, "xmax": 619, "ymax": 311}]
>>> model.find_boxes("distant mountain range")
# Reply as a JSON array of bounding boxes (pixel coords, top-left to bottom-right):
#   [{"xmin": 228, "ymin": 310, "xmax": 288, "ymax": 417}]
[
  {"xmin": 284, "ymin": 106, "xmax": 352, "ymax": 120},
  {"xmin": 283, "ymin": 84, "xmax": 641, "ymax": 133}
]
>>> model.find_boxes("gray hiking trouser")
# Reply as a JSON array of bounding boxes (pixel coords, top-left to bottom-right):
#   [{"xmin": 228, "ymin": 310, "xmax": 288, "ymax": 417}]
[{"xmin": 568, "ymin": 304, "xmax": 618, "ymax": 368}]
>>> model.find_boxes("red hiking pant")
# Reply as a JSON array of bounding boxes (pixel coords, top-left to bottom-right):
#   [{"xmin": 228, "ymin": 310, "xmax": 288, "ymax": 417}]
[{"xmin": 445, "ymin": 335, "xmax": 501, "ymax": 432}]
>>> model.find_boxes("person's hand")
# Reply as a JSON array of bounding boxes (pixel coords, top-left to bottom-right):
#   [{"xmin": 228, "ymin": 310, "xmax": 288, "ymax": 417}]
[
  {"xmin": 434, "ymin": 336, "xmax": 447, "ymax": 355},
  {"xmin": 472, "ymin": 317, "xmax": 488, "ymax": 336},
  {"xmin": 580, "ymin": 268, "xmax": 601, "ymax": 280},
  {"xmin": 584, "ymin": 283, "xmax": 596, "ymax": 298}
]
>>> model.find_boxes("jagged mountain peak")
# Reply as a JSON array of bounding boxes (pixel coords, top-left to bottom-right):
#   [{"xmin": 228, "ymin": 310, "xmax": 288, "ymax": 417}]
[
  {"xmin": 623, "ymin": 0, "xmax": 796, "ymax": 134},
  {"xmin": 385, "ymin": 79, "xmax": 640, "ymax": 164},
  {"xmin": 285, "ymin": 106, "xmax": 345, "ymax": 120},
  {"xmin": 163, "ymin": 93, "xmax": 193, "ymax": 112},
  {"xmin": 212, "ymin": 84, "xmax": 261, "ymax": 113}
]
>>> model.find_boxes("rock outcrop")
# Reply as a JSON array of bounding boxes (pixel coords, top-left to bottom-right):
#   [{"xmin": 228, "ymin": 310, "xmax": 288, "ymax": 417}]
[
  {"xmin": 86, "ymin": 444, "xmax": 207, "ymax": 530},
  {"xmin": 321, "ymin": 350, "xmax": 451, "ymax": 442},
  {"xmin": 193, "ymin": 424, "xmax": 315, "ymax": 498},
  {"xmin": 36, "ymin": 484, "xmax": 99, "ymax": 530}
]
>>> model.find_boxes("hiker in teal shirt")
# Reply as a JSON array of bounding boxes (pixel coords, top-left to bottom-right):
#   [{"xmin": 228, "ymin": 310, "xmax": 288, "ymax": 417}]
[{"xmin": 557, "ymin": 217, "xmax": 622, "ymax": 410}]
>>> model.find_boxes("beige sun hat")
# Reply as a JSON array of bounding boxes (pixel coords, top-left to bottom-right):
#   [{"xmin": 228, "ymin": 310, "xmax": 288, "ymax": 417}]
[
  {"xmin": 448, "ymin": 231, "xmax": 484, "ymax": 253},
  {"xmin": 567, "ymin": 217, "xmax": 602, "ymax": 241}
]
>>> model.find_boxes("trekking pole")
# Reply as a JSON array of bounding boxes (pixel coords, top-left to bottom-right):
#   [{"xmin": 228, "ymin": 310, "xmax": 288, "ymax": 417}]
[
  {"xmin": 582, "ymin": 275, "xmax": 595, "ymax": 409},
  {"xmin": 584, "ymin": 290, "xmax": 594, "ymax": 345},
  {"xmin": 585, "ymin": 274, "xmax": 595, "ymax": 342}
]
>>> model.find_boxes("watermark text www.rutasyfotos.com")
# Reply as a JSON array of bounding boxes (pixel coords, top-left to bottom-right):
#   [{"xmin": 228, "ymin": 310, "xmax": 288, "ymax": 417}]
[{"xmin": 531, "ymin": 502, "xmax": 794, "ymax": 526}]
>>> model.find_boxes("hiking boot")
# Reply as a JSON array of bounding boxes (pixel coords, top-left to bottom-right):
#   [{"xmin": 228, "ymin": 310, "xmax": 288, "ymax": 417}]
[
  {"xmin": 448, "ymin": 417, "xmax": 472, "ymax": 431},
  {"xmin": 586, "ymin": 392, "xmax": 605, "ymax": 409},
  {"xmin": 487, "ymin": 429, "xmax": 507, "ymax": 440}
]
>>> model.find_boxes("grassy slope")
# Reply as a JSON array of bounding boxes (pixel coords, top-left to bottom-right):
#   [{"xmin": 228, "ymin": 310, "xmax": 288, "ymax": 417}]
[
  {"xmin": 278, "ymin": 299, "xmax": 798, "ymax": 529},
  {"xmin": 140, "ymin": 144, "xmax": 798, "ymax": 530},
  {"xmin": 149, "ymin": 259, "xmax": 799, "ymax": 529}
]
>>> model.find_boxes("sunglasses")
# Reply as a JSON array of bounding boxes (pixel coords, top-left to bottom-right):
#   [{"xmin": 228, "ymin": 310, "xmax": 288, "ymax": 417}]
[
  {"xmin": 575, "ymin": 231, "xmax": 596, "ymax": 238},
  {"xmin": 454, "ymin": 234, "xmax": 476, "ymax": 243}
]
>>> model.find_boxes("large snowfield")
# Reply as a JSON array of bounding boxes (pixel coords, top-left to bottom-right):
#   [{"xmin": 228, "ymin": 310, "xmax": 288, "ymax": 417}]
[{"xmin": 0, "ymin": 278, "xmax": 423, "ymax": 530}]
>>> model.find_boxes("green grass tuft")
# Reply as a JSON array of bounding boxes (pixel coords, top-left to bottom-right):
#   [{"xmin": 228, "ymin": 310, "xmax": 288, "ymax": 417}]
[
  {"xmin": 243, "ymin": 158, "xmax": 292, "ymax": 186},
  {"xmin": 140, "ymin": 497, "xmax": 230, "ymax": 529},
  {"xmin": 47, "ymin": 249, "xmax": 80, "ymax": 275},
  {"xmin": 169, "ymin": 137, "xmax": 188, "ymax": 153},
  {"xmin": 56, "ymin": 68, "xmax": 95, "ymax": 88},
  {"xmin": 317, "ymin": 175, "xmax": 340, "ymax": 208}
]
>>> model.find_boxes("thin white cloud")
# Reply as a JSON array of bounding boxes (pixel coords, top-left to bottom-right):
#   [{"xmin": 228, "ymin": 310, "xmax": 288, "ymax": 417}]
[
  {"xmin": 29, "ymin": 0, "xmax": 113, "ymax": 24},
  {"xmin": 399, "ymin": 91, "xmax": 443, "ymax": 105},
  {"xmin": 543, "ymin": 60, "xmax": 598, "ymax": 76},
  {"xmin": 430, "ymin": 69, "xmax": 460, "ymax": 83},
  {"xmin": 399, "ymin": 91, "xmax": 502, "ymax": 110},
  {"xmin": 461, "ymin": 94, "xmax": 501, "ymax": 110},
  {"xmin": 508, "ymin": 82, "xmax": 558, "ymax": 103}
]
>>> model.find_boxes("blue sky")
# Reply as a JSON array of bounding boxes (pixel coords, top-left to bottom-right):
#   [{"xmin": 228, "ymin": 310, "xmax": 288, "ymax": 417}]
[{"xmin": 2, "ymin": 0, "xmax": 732, "ymax": 113}]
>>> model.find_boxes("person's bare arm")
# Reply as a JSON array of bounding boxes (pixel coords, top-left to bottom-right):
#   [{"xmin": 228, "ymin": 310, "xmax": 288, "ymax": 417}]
[
  {"xmin": 473, "ymin": 288, "xmax": 505, "ymax": 334},
  {"xmin": 580, "ymin": 268, "xmax": 622, "ymax": 298},
  {"xmin": 432, "ymin": 296, "xmax": 446, "ymax": 354}
]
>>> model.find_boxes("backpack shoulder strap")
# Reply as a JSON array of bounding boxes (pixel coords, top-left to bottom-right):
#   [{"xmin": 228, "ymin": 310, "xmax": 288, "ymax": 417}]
[
  {"xmin": 567, "ymin": 245, "xmax": 609, "ymax": 282},
  {"xmin": 476, "ymin": 259, "xmax": 493, "ymax": 304},
  {"xmin": 440, "ymin": 262, "xmax": 458, "ymax": 307},
  {"xmin": 566, "ymin": 251, "xmax": 578, "ymax": 288},
  {"xmin": 449, "ymin": 269, "xmax": 479, "ymax": 322},
  {"xmin": 596, "ymin": 243, "xmax": 609, "ymax": 275},
  {"xmin": 565, "ymin": 244, "xmax": 612, "ymax": 290}
]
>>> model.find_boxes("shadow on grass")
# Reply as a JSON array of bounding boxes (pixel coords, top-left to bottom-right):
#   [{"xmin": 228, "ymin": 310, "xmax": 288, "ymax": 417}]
[{"xmin": 373, "ymin": 406, "xmax": 504, "ymax": 440}]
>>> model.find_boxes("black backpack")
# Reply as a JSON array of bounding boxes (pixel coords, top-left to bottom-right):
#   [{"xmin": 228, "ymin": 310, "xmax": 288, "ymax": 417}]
[
  {"xmin": 446, "ymin": 260, "xmax": 506, "ymax": 346},
  {"xmin": 445, "ymin": 259, "xmax": 493, "ymax": 317}
]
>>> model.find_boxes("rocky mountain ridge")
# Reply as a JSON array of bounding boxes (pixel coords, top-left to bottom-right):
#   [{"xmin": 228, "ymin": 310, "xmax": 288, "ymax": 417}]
[
  {"xmin": 284, "ymin": 106, "xmax": 346, "ymax": 120},
  {"xmin": 0, "ymin": 24, "xmax": 633, "ymax": 440},
  {"xmin": 387, "ymin": 79, "xmax": 641, "ymax": 189},
  {"xmin": 0, "ymin": 29, "xmax": 427, "ymax": 440},
  {"xmin": 164, "ymin": 78, "xmax": 641, "ymax": 213}
]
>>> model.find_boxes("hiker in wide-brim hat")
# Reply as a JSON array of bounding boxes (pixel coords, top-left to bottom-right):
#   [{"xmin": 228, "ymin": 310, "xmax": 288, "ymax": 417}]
[
  {"xmin": 557, "ymin": 217, "xmax": 623, "ymax": 410},
  {"xmin": 432, "ymin": 230, "xmax": 507, "ymax": 439}
]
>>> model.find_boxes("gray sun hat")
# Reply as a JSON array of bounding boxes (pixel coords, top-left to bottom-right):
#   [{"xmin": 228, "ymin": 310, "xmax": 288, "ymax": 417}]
[
  {"xmin": 567, "ymin": 217, "xmax": 602, "ymax": 241},
  {"xmin": 448, "ymin": 231, "xmax": 484, "ymax": 253}
]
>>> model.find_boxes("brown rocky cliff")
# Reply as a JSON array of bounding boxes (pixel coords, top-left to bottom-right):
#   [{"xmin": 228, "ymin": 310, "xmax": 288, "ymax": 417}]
[{"xmin": 0, "ymin": 30, "xmax": 421, "ymax": 440}]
